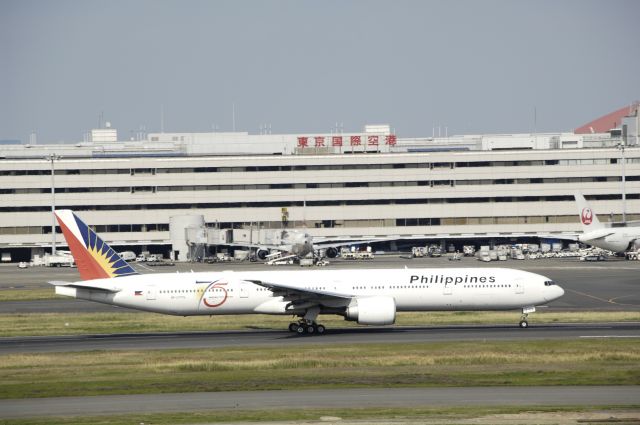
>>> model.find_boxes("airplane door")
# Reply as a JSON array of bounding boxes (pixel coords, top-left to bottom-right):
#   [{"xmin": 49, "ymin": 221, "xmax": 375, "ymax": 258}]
[
  {"xmin": 443, "ymin": 283, "xmax": 453, "ymax": 295},
  {"xmin": 240, "ymin": 283, "xmax": 249, "ymax": 298},
  {"xmin": 515, "ymin": 281, "xmax": 524, "ymax": 294},
  {"xmin": 146, "ymin": 286, "xmax": 156, "ymax": 300}
]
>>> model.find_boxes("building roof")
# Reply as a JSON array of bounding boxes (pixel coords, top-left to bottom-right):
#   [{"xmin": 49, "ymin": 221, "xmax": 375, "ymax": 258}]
[{"xmin": 575, "ymin": 103, "xmax": 639, "ymax": 134}]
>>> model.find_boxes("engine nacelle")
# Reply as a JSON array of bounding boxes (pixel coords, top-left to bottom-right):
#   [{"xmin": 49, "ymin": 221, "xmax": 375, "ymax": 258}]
[
  {"xmin": 345, "ymin": 296, "xmax": 396, "ymax": 325},
  {"xmin": 256, "ymin": 249, "xmax": 269, "ymax": 261},
  {"xmin": 325, "ymin": 247, "xmax": 339, "ymax": 258}
]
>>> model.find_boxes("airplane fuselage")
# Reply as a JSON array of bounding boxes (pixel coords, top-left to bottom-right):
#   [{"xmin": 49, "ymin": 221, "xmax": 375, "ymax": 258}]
[
  {"xmin": 578, "ymin": 229, "xmax": 640, "ymax": 252},
  {"xmin": 56, "ymin": 268, "xmax": 563, "ymax": 317}
]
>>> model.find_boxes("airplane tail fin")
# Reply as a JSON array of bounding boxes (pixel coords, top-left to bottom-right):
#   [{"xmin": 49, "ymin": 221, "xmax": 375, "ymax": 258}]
[
  {"xmin": 574, "ymin": 193, "xmax": 603, "ymax": 231},
  {"xmin": 54, "ymin": 210, "xmax": 138, "ymax": 280}
]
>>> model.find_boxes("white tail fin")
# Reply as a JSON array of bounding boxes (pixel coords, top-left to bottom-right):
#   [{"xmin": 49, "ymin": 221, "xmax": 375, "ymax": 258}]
[{"xmin": 574, "ymin": 193, "xmax": 603, "ymax": 231}]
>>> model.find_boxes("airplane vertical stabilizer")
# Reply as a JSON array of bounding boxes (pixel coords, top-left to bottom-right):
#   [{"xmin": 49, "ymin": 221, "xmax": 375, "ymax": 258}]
[
  {"xmin": 54, "ymin": 210, "xmax": 138, "ymax": 280},
  {"xmin": 574, "ymin": 193, "xmax": 603, "ymax": 231}
]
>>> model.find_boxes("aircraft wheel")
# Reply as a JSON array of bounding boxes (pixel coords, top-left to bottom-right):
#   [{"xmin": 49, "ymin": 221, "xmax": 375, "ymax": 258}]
[
  {"xmin": 288, "ymin": 322, "xmax": 299, "ymax": 332},
  {"xmin": 519, "ymin": 320, "xmax": 529, "ymax": 328},
  {"xmin": 306, "ymin": 325, "xmax": 315, "ymax": 334},
  {"xmin": 296, "ymin": 325, "xmax": 305, "ymax": 335},
  {"xmin": 315, "ymin": 324, "xmax": 326, "ymax": 334}
]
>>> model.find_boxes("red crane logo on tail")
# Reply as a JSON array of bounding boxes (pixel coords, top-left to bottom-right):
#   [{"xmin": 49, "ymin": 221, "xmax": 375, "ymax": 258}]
[{"xmin": 581, "ymin": 207, "xmax": 593, "ymax": 225}]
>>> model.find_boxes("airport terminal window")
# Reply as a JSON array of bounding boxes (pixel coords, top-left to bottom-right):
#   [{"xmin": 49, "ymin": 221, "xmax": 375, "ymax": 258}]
[
  {"xmin": 131, "ymin": 186, "xmax": 155, "ymax": 193},
  {"xmin": 54, "ymin": 169, "xmax": 130, "ymax": 175},
  {"xmin": 2, "ymin": 193, "xmax": 639, "ymax": 215},
  {"xmin": 456, "ymin": 161, "xmax": 491, "ymax": 167},
  {"xmin": 431, "ymin": 180, "xmax": 452, "ymax": 186},
  {"xmin": 0, "ymin": 226, "xmax": 41, "ymax": 234},
  {"xmin": 1, "ymin": 155, "xmax": 637, "ymax": 179},
  {"xmin": 431, "ymin": 162, "xmax": 453, "ymax": 169},
  {"xmin": 131, "ymin": 168, "xmax": 155, "ymax": 175},
  {"xmin": 456, "ymin": 179, "xmax": 492, "ymax": 186}
]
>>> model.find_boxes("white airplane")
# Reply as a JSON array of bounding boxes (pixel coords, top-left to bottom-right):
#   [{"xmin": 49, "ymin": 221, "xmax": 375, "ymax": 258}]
[
  {"xmin": 51, "ymin": 210, "xmax": 564, "ymax": 333},
  {"xmin": 242, "ymin": 229, "xmax": 379, "ymax": 261},
  {"xmin": 575, "ymin": 193, "xmax": 640, "ymax": 252}
]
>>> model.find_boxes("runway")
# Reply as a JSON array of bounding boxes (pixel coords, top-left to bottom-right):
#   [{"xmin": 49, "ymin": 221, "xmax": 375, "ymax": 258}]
[
  {"xmin": 1, "ymin": 386, "xmax": 638, "ymax": 419},
  {"xmin": 2, "ymin": 322, "xmax": 638, "ymax": 354}
]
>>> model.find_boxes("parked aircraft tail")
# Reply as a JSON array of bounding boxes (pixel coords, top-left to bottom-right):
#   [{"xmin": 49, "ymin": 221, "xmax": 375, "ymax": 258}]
[
  {"xmin": 54, "ymin": 210, "xmax": 138, "ymax": 280},
  {"xmin": 574, "ymin": 193, "xmax": 603, "ymax": 231}
]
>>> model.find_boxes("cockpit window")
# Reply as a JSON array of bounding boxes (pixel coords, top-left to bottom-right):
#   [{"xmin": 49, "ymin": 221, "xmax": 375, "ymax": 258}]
[{"xmin": 544, "ymin": 280, "xmax": 556, "ymax": 286}]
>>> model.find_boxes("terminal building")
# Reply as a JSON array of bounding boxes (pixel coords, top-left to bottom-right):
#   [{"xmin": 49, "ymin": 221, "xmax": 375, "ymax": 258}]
[{"xmin": 1, "ymin": 104, "xmax": 639, "ymax": 261}]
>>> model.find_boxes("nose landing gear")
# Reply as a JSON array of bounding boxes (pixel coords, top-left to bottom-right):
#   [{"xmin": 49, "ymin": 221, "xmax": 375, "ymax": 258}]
[{"xmin": 519, "ymin": 306, "xmax": 536, "ymax": 328}]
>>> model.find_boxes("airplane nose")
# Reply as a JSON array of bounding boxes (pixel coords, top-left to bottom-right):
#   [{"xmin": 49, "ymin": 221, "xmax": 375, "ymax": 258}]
[
  {"xmin": 543, "ymin": 283, "xmax": 564, "ymax": 302},
  {"xmin": 547, "ymin": 285, "xmax": 564, "ymax": 301}
]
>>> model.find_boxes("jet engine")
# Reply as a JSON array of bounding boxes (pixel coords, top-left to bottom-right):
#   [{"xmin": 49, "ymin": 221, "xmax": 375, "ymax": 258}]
[
  {"xmin": 345, "ymin": 296, "xmax": 396, "ymax": 325},
  {"xmin": 256, "ymin": 249, "xmax": 270, "ymax": 261},
  {"xmin": 324, "ymin": 247, "xmax": 339, "ymax": 258}
]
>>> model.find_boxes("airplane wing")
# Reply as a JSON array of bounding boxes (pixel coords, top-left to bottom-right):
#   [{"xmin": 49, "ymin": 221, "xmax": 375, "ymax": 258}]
[
  {"xmin": 351, "ymin": 232, "xmax": 583, "ymax": 243},
  {"xmin": 584, "ymin": 232, "xmax": 616, "ymax": 240},
  {"xmin": 224, "ymin": 242, "xmax": 282, "ymax": 250},
  {"xmin": 49, "ymin": 280, "xmax": 122, "ymax": 293},
  {"xmin": 312, "ymin": 237, "xmax": 390, "ymax": 249},
  {"xmin": 534, "ymin": 233, "xmax": 581, "ymax": 241},
  {"xmin": 245, "ymin": 279, "xmax": 353, "ymax": 300}
]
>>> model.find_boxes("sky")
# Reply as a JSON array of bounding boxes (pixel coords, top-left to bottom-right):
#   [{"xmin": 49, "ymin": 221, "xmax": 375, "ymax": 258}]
[{"xmin": 1, "ymin": 0, "xmax": 639, "ymax": 143}]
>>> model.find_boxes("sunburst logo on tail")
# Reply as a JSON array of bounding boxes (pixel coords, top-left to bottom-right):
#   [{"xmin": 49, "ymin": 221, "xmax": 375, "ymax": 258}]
[{"xmin": 55, "ymin": 210, "xmax": 138, "ymax": 281}]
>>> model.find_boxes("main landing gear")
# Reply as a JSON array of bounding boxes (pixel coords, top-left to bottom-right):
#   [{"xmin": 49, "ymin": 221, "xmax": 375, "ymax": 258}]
[
  {"xmin": 289, "ymin": 306, "xmax": 325, "ymax": 335},
  {"xmin": 288, "ymin": 320, "xmax": 326, "ymax": 335}
]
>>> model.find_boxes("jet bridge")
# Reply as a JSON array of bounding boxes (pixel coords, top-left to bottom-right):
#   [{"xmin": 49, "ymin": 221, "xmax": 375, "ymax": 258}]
[{"xmin": 181, "ymin": 221, "xmax": 296, "ymax": 261}]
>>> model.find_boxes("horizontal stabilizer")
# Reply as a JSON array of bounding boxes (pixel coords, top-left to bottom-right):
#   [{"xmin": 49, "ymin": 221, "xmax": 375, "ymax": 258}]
[{"xmin": 48, "ymin": 280, "xmax": 121, "ymax": 293}]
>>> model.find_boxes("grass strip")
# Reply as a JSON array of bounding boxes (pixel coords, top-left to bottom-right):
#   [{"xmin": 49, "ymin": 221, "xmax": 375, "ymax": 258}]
[
  {"xmin": 0, "ymin": 289, "xmax": 59, "ymax": 302},
  {"xmin": 2, "ymin": 405, "xmax": 640, "ymax": 425},
  {"xmin": 1, "ymin": 310, "xmax": 638, "ymax": 337},
  {"xmin": 1, "ymin": 339, "xmax": 639, "ymax": 399}
]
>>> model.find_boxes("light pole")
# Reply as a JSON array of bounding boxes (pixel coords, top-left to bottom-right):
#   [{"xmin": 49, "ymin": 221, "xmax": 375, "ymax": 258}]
[
  {"xmin": 618, "ymin": 142, "xmax": 626, "ymax": 223},
  {"xmin": 47, "ymin": 154, "xmax": 60, "ymax": 254}
]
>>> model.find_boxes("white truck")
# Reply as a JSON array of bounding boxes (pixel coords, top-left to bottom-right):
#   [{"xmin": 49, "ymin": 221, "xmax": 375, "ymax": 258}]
[
  {"xmin": 44, "ymin": 253, "xmax": 75, "ymax": 267},
  {"xmin": 411, "ymin": 247, "xmax": 427, "ymax": 258},
  {"xmin": 118, "ymin": 251, "xmax": 136, "ymax": 261}
]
